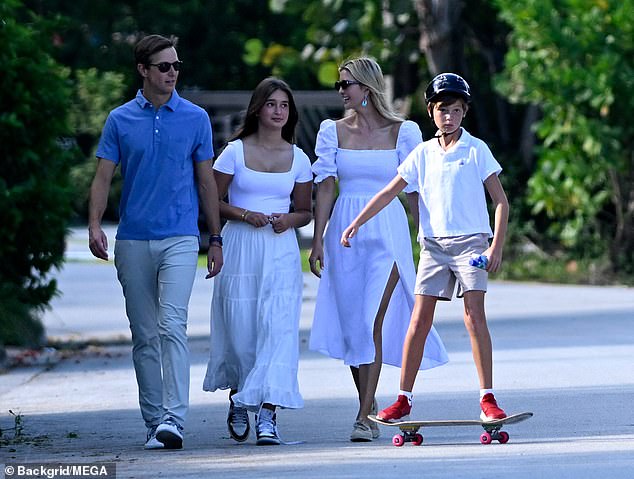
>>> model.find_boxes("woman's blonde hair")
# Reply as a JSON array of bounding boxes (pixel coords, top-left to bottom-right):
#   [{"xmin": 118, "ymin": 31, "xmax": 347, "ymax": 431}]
[{"xmin": 339, "ymin": 57, "xmax": 403, "ymax": 123}]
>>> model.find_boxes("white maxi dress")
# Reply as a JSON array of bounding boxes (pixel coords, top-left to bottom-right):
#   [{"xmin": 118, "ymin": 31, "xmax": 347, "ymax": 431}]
[
  {"xmin": 309, "ymin": 119, "xmax": 449, "ymax": 369},
  {"xmin": 203, "ymin": 140, "xmax": 312, "ymax": 411}
]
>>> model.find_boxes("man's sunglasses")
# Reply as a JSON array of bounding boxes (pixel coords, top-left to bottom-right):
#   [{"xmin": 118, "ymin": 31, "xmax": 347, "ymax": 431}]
[
  {"xmin": 148, "ymin": 61, "xmax": 183, "ymax": 73},
  {"xmin": 334, "ymin": 80, "xmax": 361, "ymax": 90}
]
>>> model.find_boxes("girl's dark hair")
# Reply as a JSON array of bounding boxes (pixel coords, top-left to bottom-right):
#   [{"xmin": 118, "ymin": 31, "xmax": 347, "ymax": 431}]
[
  {"xmin": 231, "ymin": 77, "xmax": 299, "ymax": 143},
  {"xmin": 134, "ymin": 34, "xmax": 175, "ymax": 66}
]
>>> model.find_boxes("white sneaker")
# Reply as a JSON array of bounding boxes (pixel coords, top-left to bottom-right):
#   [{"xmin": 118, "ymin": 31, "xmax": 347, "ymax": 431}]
[
  {"xmin": 144, "ymin": 425, "xmax": 163, "ymax": 450},
  {"xmin": 156, "ymin": 419, "xmax": 183, "ymax": 449},
  {"xmin": 256, "ymin": 407, "xmax": 280, "ymax": 446}
]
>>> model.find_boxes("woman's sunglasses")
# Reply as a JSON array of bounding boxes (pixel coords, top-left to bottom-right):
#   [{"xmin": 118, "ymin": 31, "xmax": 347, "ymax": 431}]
[
  {"xmin": 334, "ymin": 80, "xmax": 361, "ymax": 90},
  {"xmin": 148, "ymin": 61, "xmax": 183, "ymax": 73}
]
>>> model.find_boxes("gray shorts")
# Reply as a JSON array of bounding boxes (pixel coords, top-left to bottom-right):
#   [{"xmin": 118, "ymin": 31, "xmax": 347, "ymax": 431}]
[{"xmin": 415, "ymin": 234, "xmax": 489, "ymax": 300}]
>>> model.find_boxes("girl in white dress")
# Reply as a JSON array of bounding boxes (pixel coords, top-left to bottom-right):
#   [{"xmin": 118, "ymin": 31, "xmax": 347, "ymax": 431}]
[
  {"xmin": 203, "ymin": 78, "xmax": 312, "ymax": 446},
  {"xmin": 309, "ymin": 58, "xmax": 448, "ymax": 441}
]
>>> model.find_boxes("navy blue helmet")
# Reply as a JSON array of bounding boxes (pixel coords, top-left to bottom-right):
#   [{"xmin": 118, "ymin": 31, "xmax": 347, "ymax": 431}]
[{"xmin": 424, "ymin": 73, "xmax": 471, "ymax": 104}]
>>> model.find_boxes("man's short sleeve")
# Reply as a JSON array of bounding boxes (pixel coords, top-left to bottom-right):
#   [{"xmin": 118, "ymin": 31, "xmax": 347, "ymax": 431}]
[
  {"xmin": 95, "ymin": 113, "xmax": 120, "ymax": 164},
  {"xmin": 191, "ymin": 110, "xmax": 214, "ymax": 163}
]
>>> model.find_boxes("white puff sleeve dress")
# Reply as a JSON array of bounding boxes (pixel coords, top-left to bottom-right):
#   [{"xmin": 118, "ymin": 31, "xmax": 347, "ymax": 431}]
[{"xmin": 309, "ymin": 120, "xmax": 449, "ymax": 369}]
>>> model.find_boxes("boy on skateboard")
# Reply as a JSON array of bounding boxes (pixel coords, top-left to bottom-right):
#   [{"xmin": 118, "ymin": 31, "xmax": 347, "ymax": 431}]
[{"xmin": 341, "ymin": 73, "xmax": 509, "ymax": 422}]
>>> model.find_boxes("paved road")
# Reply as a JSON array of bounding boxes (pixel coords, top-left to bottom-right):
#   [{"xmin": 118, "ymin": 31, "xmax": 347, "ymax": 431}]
[{"xmin": 1, "ymin": 228, "xmax": 633, "ymax": 478}]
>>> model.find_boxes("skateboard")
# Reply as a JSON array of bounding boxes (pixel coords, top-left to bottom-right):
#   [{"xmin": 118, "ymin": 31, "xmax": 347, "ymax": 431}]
[{"xmin": 368, "ymin": 412, "xmax": 533, "ymax": 446}]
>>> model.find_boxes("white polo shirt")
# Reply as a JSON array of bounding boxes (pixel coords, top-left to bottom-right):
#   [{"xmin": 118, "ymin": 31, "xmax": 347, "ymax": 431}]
[{"xmin": 398, "ymin": 128, "xmax": 502, "ymax": 239}]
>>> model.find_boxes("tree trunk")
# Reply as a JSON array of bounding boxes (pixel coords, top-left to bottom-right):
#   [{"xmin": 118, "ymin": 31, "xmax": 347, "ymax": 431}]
[
  {"xmin": 414, "ymin": 0, "xmax": 464, "ymax": 75},
  {"xmin": 608, "ymin": 156, "xmax": 634, "ymax": 275}
]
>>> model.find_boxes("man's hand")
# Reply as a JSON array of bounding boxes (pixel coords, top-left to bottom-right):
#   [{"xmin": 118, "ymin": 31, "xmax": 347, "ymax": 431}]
[{"xmin": 88, "ymin": 225, "xmax": 109, "ymax": 261}]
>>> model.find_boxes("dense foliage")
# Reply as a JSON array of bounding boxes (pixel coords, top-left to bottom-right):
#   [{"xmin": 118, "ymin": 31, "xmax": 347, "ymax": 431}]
[
  {"xmin": 494, "ymin": 0, "xmax": 634, "ymax": 278},
  {"xmin": 0, "ymin": 0, "xmax": 75, "ymax": 345},
  {"xmin": 24, "ymin": 0, "xmax": 316, "ymax": 96}
]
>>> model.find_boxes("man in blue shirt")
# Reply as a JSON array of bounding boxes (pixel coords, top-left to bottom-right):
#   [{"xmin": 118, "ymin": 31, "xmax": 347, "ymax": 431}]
[{"xmin": 88, "ymin": 34, "xmax": 223, "ymax": 450}]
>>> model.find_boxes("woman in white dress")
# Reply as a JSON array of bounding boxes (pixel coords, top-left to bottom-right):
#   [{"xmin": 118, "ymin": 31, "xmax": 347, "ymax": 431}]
[
  {"xmin": 203, "ymin": 77, "xmax": 312, "ymax": 446},
  {"xmin": 309, "ymin": 58, "xmax": 449, "ymax": 441}
]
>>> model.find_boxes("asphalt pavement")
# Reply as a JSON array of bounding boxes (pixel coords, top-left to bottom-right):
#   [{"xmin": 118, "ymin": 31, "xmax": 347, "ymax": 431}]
[{"xmin": 1, "ymin": 227, "xmax": 633, "ymax": 478}]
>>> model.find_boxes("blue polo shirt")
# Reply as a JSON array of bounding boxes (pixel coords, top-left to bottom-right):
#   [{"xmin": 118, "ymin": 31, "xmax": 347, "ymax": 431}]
[{"xmin": 96, "ymin": 90, "xmax": 214, "ymax": 240}]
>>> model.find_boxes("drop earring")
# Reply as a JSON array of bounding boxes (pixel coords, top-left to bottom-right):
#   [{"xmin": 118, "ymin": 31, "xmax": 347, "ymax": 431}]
[{"xmin": 361, "ymin": 95, "xmax": 368, "ymax": 107}]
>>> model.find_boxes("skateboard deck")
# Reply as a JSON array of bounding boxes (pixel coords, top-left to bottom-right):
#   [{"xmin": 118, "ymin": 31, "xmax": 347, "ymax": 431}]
[{"xmin": 368, "ymin": 412, "xmax": 533, "ymax": 446}]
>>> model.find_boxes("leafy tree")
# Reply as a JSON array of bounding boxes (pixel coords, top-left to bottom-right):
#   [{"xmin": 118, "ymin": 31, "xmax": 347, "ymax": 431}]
[
  {"xmin": 268, "ymin": 0, "xmax": 423, "ymax": 96},
  {"xmin": 24, "ymin": 0, "xmax": 314, "ymax": 94},
  {"xmin": 494, "ymin": 0, "xmax": 634, "ymax": 278},
  {"xmin": 0, "ymin": 0, "xmax": 75, "ymax": 345}
]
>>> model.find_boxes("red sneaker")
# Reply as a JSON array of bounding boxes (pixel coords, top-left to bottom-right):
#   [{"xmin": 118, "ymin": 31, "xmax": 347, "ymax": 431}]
[
  {"xmin": 480, "ymin": 393, "xmax": 507, "ymax": 421},
  {"xmin": 376, "ymin": 395, "xmax": 411, "ymax": 422}
]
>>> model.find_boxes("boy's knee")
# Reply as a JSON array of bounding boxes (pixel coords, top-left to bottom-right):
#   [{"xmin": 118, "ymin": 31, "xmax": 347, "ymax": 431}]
[{"xmin": 463, "ymin": 312, "xmax": 489, "ymax": 335}]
